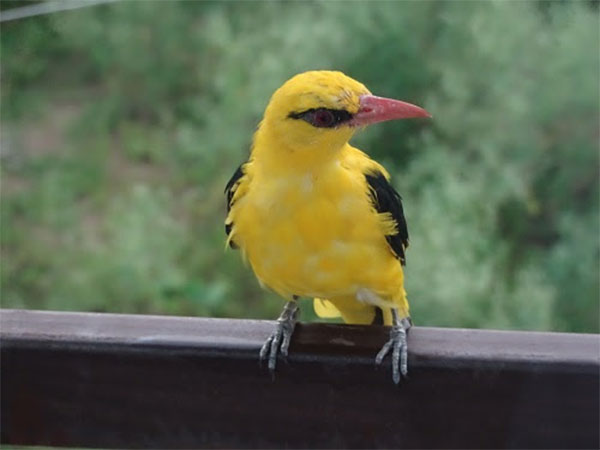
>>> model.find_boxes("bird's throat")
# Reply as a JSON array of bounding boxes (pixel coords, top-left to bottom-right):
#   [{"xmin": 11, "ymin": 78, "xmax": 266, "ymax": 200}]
[{"xmin": 251, "ymin": 124, "xmax": 350, "ymax": 174}]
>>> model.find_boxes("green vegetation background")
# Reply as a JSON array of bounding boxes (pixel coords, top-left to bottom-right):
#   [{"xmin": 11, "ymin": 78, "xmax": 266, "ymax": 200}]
[{"xmin": 2, "ymin": 1, "xmax": 598, "ymax": 332}]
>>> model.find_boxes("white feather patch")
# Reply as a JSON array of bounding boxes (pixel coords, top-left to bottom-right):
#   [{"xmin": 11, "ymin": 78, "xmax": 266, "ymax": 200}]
[{"xmin": 356, "ymin": 288, "xmax": 396, "ymax": 308}]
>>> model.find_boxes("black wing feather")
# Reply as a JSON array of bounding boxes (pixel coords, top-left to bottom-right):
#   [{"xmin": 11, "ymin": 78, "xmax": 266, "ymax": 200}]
[
  {"xmin": 365, "ymin": 171, "xmax": 409, "ymax": 265},
  {"xmin": 224, "ymin": 164, "xmax": 245, "ymax": 248}
]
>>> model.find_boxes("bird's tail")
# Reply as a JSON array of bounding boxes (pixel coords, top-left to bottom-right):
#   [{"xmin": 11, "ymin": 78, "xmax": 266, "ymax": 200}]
[
  {"xmin": 313, "ymin": 298, "xmax": 343, "ymax": 319},
  {"xmin": 313, "ymin": 297, "xmax": 394, "ymax": 325}
]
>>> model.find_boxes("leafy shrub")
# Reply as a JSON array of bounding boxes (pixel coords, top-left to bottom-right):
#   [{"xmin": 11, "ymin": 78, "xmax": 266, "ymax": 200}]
[{"xmin": 1, "ymin": 1, "xmax": 597, "ymax": 331}]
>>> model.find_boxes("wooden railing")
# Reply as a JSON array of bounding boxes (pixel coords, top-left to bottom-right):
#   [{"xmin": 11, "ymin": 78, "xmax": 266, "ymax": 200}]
[{"xmin": 1, "ymin": 309, "xmax": 599, "ymax": 449}]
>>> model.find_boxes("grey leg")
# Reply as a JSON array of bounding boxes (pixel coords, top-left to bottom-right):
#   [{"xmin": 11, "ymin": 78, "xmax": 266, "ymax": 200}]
[
  {"xmin": 375, "ymin": 309, "xmax": 411, "ymax": 384},
  {"xmin": 259, "ymin": 301, "xmax": 300, "ymax": 372}
]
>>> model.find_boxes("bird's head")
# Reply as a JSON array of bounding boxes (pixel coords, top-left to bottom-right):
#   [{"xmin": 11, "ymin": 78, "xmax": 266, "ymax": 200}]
[{"xmin": 259, "ymin": 70, "xmax": 430, "ymax": 154}]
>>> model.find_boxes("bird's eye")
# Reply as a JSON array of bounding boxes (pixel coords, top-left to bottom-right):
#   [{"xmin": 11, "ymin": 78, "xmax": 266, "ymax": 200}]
[
  {"xmin": 288, "ymin": 108, "xmax": 352, "ymax": 128},
  {"xmin": 310, "ymin": 109, "xmax": 336, "ymax": 128}
]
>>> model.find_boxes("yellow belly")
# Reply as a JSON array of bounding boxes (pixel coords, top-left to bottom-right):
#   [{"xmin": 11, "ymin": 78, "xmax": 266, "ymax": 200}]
[{"xmin": 231, "ymin": 161, "xmax": 406, "ymax": 311}]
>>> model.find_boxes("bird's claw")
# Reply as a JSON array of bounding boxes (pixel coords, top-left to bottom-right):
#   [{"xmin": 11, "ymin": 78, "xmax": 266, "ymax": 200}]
[
  {"xmin": 260, "ymin": 301, "xmax": 299, "ymax": 373},
  {"xmin": 376, "ymin": 314, "xmax": 410, "ymax": 384}
]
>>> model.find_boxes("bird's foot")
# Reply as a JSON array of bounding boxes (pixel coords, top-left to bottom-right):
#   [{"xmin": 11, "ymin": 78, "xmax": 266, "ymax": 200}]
[
  {"xmin": 375, "ymin": 313, "xmax": 411, "ymax": 384},
  {"xmin": 260, "ymin": 301, "xmax": 300, "ymax": 373}
]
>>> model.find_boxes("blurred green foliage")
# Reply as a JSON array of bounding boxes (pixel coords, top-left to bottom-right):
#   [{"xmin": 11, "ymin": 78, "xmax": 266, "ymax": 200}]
[{"xmin": 1, "ymin": 1, "xmax": 598, "ymax": 332}]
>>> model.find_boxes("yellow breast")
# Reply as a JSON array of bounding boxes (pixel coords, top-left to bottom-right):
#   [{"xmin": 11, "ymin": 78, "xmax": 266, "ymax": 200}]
[{"xmin": 229, "ymin": 145, "xmax": 404, "ymax": 301}]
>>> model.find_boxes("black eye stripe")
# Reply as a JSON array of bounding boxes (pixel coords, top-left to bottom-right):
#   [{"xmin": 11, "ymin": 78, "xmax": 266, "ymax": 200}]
[{"xmin": 288, "ymin": 108, "xmax": 353, "ymax": 128}]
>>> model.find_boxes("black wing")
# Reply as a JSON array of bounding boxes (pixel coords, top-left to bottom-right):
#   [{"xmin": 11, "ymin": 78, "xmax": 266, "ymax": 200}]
[
  {"xmin": 365, "ymin": 171, "xmax": 409, "ymax": 265},
  {"xmin": 224, "ymin": 164, "xmax": 245, "ymax": 248}
]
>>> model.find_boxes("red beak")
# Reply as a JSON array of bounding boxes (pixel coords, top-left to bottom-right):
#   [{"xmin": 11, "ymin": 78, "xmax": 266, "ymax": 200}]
[{"xmin": 350, "ymin": 95, "xmax": 431, "ymax": 127}]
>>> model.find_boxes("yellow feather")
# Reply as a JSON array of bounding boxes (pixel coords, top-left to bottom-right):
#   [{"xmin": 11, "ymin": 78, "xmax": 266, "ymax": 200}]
[{"xmin": 313, "ymin": 298, "xmax": 341, "ymax": 319}]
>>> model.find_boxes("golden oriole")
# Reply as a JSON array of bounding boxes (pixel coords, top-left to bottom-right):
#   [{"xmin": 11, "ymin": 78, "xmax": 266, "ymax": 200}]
[{"xmin": 225, "ymin": 71, "xmax": 430, "ymax": 383}]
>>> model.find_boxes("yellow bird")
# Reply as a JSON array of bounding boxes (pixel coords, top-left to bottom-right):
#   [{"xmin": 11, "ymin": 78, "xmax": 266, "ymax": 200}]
[{"xmin": 225, "ymin": 71, "xmax": 430, "ymax": 383}]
